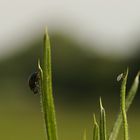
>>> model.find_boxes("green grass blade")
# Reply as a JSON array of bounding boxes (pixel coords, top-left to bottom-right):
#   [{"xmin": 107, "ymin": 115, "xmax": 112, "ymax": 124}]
[
  {"xmin": 120, "ymin": 69, "xmax": 129, "ymax": 140},
  {"xmin": 39, "ymin": 28, "xmax": 58, "ymax": 140},
  {"xmin": 109, "ymin": 71, "xmax": 140, "ymax": 140},
  {"xmin": 38, "ymin": 59, "xmax": 47, "ymax": 134},
  {"xmin": 93, "ymin": 114, "xmax": 100, "ymax": 140},
  {"xmin": 99, "ymin": 98, "xmax": 107, "ymax": 140},
  {"xmin": 125, "ymin": 71, "xmax": 140, "ymax": 111}
]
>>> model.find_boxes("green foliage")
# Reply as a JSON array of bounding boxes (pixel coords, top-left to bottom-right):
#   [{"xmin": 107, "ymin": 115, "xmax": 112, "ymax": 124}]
[
  {"xmin": 93, "ymin": 114, "xmax": 100, "ymax": 140},
  {"xmin": 109, "ymin": 71, "xmax": 140, "ymax": 140},
  {"xmin": 92, "ymin": 70, "xmax": 139, "ymax": 140},
  {"xmin": 120, "ymin": 69, "xmax": 129, "ymax": 140},
  {"xmin": 37, "ymin": 30, "xmax": 139, "ymax": 140},
  {"xmin": 99, "ymin": 98, "xmax": 107, "ymax": 140},
  {"xmin": 38, "ymin": 29, "xmax": 58, "ymax": 140}
]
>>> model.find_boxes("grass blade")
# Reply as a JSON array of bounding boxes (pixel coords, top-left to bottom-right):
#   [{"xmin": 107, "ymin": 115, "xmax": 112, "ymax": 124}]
[
  {"xmin": 125, "ymin": 71, "xmax": 140, "ymax": 111},
  {"xmin": 120, "ymin": 69, "xmax": 129, "ymax": 140},
  {"xmin": 99, "ymin": 98, "xmax": 107, "ymax": 140},
  {"xmin": 93, "ymin": 114, "xmax": 100, "ymax": 140},
  {"xmin": 109, "ymin": 71, "xmax": 140, "ymax": 140},
  {"xmin": 39, "ymin": 28, "xmax": 58, "ymax": 140}
]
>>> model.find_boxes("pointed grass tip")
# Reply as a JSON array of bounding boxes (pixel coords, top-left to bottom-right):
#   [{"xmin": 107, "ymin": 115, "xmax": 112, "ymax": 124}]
[
  {"xmin": 99, "ymin": 97, "xmax": 104, "ymax": 109},
  {"xmin": 44, "ymin": 27, "xmax": 49, "ymax": 41},
  {"xmin": 37, "ymin": 59, "xmax": 42, "ymax": 71},
  {"xmin": 93, "ymin": 114, "xmax": 98, "ymax": 125}
]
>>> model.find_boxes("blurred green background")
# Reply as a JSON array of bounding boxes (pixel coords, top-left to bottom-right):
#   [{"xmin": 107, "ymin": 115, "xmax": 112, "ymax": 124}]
[{"xmin": 0, "ymin": 32, "xmax": 140, "ymax": 140}]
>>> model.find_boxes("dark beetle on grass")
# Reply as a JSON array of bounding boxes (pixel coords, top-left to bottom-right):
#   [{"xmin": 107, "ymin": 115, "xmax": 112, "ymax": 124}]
[{"xmin": 28, "ymin": 71, "xmax": 40, "ymax": 94}]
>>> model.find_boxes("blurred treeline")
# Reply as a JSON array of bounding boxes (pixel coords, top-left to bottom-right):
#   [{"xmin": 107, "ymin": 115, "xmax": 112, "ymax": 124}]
[{"xmin": 0, "ymin": 32, "xmax": 140, "ymax": 108}]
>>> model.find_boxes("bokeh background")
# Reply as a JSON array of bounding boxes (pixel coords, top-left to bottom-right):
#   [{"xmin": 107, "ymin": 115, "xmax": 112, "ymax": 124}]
[{"xmin": 0, "ymin": 0, "xmax": 140, "ymax": 140}]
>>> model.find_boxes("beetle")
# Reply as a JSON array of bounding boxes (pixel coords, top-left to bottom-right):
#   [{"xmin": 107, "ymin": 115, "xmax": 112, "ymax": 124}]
[{"xmin": 28, "ymin": 71, "xmax": 40, "ymax": 94}]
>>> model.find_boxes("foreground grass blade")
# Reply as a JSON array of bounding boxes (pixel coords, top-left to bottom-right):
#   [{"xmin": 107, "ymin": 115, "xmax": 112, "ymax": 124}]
[
  {"xmin": 38, "ymin": 29, "xmax": 58, "ymax": 140},
  {"xmin": 120, "ymin": 69, "xmax": 128, "ymax": 140},
  {"xmin": 99, "ymin": 98, "xmax": 107, "ymax": 140},
  {"xmin": 109, "ymin": 71, "xmax": 140, "ymax": 140},
  {"xmin": 125, "ymin": 71, "xmax": 140, "ymax": 111},
  {"xmin": 93, "ymin": 114, "xmax": 100, "ymax": 140}
]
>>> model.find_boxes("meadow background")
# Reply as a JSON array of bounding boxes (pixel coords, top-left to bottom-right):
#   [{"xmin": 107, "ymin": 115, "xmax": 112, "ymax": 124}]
[{"xmin": 0, "ymin": 1, "xmax": 140, "ymax": 140}]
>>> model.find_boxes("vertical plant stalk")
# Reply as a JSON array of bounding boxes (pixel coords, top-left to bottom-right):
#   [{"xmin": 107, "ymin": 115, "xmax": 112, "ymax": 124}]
[
  {"xmin": 109, "ymin": 71, "xmax": 140, "ymax": 140},
  {"xmin": 38, "ymin": 29, "xmax": 58, "ymax": 140},
  {"xmin": 93, "ymin": 114, "xmax": 100, "ymax": 140},
  {"xmin": 120, "ymin": 69, "xmax": 129, "ymax": 140},
  {"xmin": 125, "ymin": 71, "xmax": 140, "ymax": 111},
  {"xmin": 99, "ymin": 98, "xmax": 107, "ymax": 140}
]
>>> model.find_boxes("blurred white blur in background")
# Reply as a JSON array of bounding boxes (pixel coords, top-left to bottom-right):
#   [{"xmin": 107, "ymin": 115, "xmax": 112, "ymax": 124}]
[{"xmin": 0, "ymin": 0, "xmax": 140, "ymax": 58}]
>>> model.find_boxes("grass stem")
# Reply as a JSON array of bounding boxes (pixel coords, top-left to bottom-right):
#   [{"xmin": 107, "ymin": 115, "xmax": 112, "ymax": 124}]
[{"xmin": 38, "ymin": 28, "xmax": 58, "ymax": 140}]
